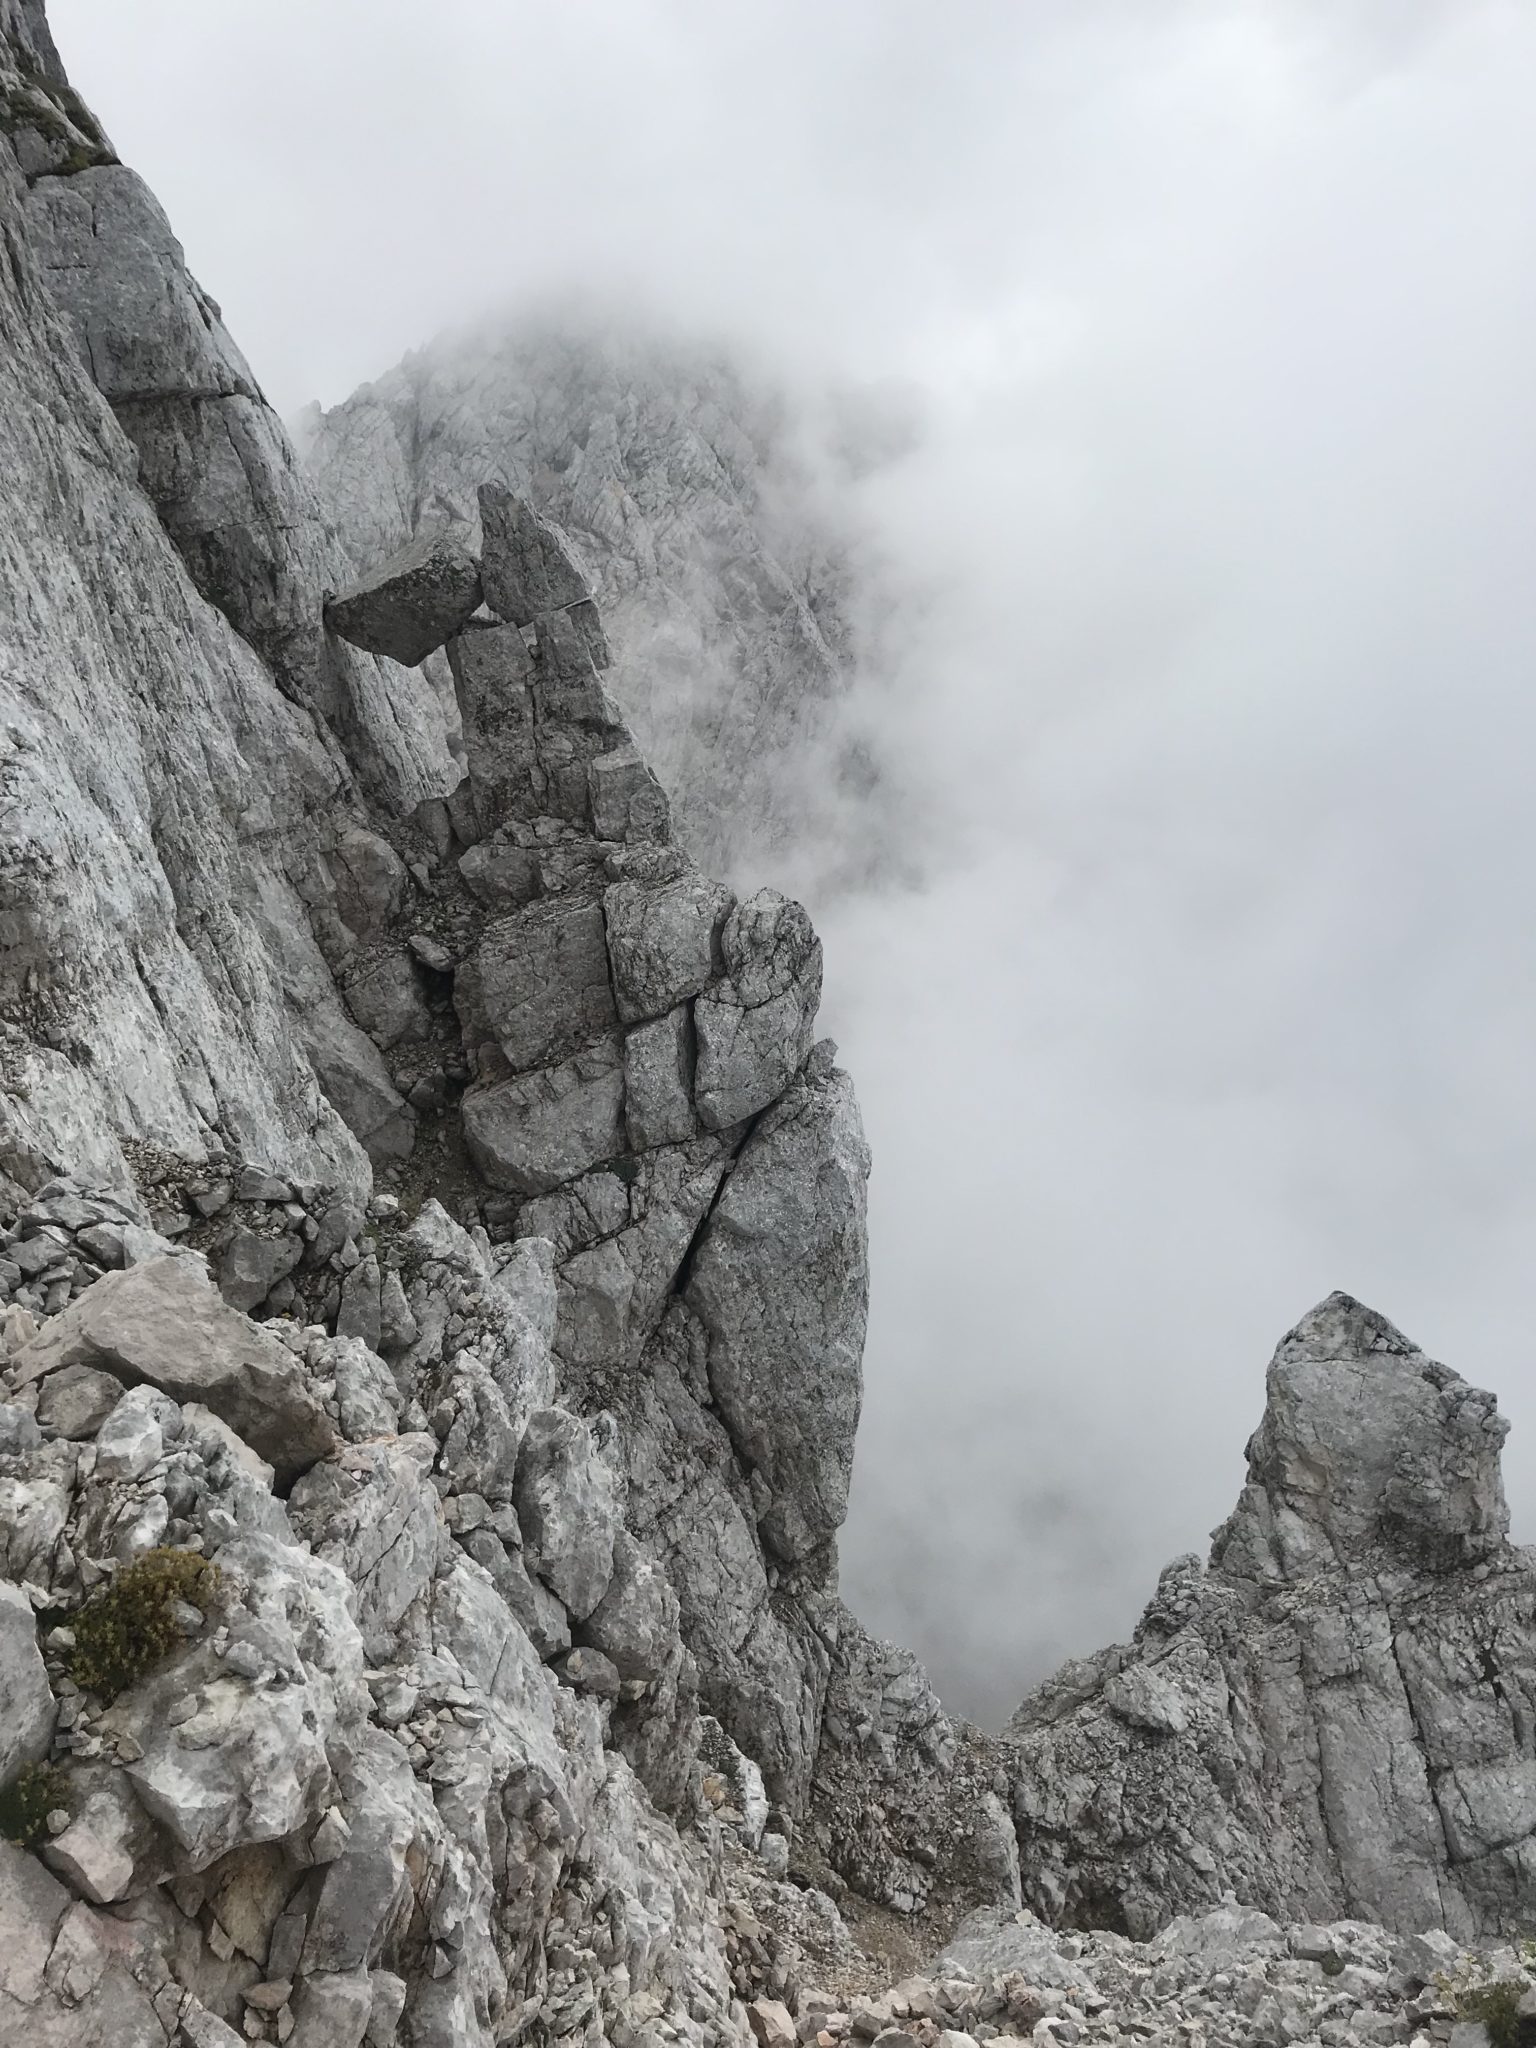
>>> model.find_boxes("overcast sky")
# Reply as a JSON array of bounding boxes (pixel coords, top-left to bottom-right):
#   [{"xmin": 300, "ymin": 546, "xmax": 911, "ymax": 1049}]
[{"xmin": 51, "ymin": 0, "xmax": 1536, "ymax": 1724}]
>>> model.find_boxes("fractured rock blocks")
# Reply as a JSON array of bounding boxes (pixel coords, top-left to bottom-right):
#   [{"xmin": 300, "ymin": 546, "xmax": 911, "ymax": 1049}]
[
  {"xmin": 11, "ymin": 1255, "xmax": 335, "ymax": 1484},
  {"xmin": 421, "ymin": 491, "xmax": 870, "ymax": 1811}
]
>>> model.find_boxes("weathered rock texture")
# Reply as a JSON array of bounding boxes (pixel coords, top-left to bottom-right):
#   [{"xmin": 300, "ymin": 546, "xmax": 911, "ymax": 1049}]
[
  {"xmin": 301, "ymin": 323, "xmax": 880, "ymax": 875},
  {"xmin": 0, "ymin": 2, "xmax": 466, "ymax": 1202}
]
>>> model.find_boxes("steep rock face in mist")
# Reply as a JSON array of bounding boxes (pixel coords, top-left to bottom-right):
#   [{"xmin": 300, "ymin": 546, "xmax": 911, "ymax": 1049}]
[
  {"xmin": 0, "ymin": 12, "xmax": 908, "ymax": 2042},
  {"xmin": 303, "ymin": 327, "xmax": 863, "ymax": 874},
  {"xmin": 0, "ymin": 0, "xmax": 477, "ymax": 1202},
  {"xmin": 2, "ymin": 6, "xmax": 1535, "ymax": 2045},
  {"xmin": 1002, "ymin": 1293, "xmax": 1536, "ymax": 1939}
]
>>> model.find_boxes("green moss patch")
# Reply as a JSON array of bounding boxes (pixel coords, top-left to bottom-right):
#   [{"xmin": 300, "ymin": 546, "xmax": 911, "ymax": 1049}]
[
  {"xmin": 67, "ymin": 1547, "xmax": 222, "ymax": 1701},
  {"xmin": 0, "ymin": 1762, "xmax": 69, "ymax": 1850}
]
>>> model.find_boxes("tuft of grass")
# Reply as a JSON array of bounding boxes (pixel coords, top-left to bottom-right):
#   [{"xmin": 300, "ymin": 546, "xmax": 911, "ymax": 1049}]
[
  {"xmin": 1454, "ymin": 1980, "xmax": 1533, "ymax": 2048},
  {"xmin": 0, "ymin": 1762, "xmax": 69, "ymax": 1850},
  {"xmin": 67, "ymin": 1547, "xmax": 221, "ymax": 1701}
]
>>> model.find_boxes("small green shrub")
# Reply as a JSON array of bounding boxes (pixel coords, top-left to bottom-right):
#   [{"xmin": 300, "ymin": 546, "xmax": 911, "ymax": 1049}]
[
  {"xmin": 67, "ymin": 1547, "xmax": 221, "ymax": 1701},
  {"xmin": 1454, "ymin": 1980, "xmax": 1532, "ymax": 2048},
  {"xmin": 0, "ymin": 1762, "xmax": 69, "ymax": 1849}
]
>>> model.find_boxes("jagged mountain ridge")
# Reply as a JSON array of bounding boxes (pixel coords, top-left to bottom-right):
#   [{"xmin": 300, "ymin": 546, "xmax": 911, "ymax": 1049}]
[
  {"xmin": 303, "ymin": 324, "xmax": 880, "ymax": 880},
  {"xmin": 0, "ymin": 6, "xmax": 1535, "ymax": 2047}
]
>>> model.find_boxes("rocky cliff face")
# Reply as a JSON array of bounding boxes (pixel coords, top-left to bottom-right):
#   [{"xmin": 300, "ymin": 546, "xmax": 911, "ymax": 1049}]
[
  {"xmin": 302, "ymin": 323, "xmax": 870, "ymax": 879},
  {"xmin": 1, "ymin": 6, "xmax": 1535, "ymax": 2048},
  {"xmin": 0, "ymin": 4, "xmax": 882, "ymax": 2037}
]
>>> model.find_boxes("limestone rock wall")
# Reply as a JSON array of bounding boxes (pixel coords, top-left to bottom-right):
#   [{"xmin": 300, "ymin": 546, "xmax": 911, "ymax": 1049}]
[
  {"xmin": 0, "ymin": 12, "xmax": 897, "ymax": 2035},
  {"xmin": 12, "ymin": 45, "xmax": 456, "ymax": 808},
  {"xmin": 0, "ymin": 13, "xmax": 424, "ymax": 1200}
]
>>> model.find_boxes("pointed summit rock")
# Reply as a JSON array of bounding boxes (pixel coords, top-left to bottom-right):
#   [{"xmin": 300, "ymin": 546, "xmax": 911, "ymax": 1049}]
[
  {"xmin": 1213, "ymin": 1290, "xmax": 1511, "ymax": 1583},
  {"xmin": 1003, "ymin": 1296, "xmax": 1536, "ymax": 1941}
]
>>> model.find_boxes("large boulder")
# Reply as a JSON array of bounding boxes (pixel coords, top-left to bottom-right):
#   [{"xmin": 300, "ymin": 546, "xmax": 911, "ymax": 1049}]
[
  {"xmin": 460, "ymin": 1040, "xmax": 627, "ymax": 1196},
  {"xmin": 324, "ymin": 526, "xmax": 483, "ymax": 666},
  {"xmin": 110, "ymin": 1531, "xmax": 360, "ymax": 1870},
  {"xmin": 604, "ymin": 865, "xmax": 733, "ymax": 1024},
  {"xmin": 11, "ymin": 1257, "xmax": 335, "ymax": 1484},
  {"xmin": 456, "ymin": 897, "xmax": 618, "ymax": 1072}
]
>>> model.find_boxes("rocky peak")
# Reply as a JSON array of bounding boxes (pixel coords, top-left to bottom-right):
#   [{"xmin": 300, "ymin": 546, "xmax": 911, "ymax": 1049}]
[
  {"xmin": 1212, "ymin": 1290, "xmax": 1512, "ymax": 1584},
  {"xmin": 1001, "ymin": 1297, "xmax": 1536, "ymax": 1942}
]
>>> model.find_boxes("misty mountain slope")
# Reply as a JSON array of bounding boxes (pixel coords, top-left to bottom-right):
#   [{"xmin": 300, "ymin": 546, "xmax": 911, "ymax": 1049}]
[
  {"xmin": 3, "ymin": 6, "xmax": 1536, "ymax": 2046},
  {"xmin": 304, "ymin": 328, "xmax": 890, "ymax": 879},
  {"xmin": 0, "ymin": 10, "xmax": 1007, "ymax": 2039}
]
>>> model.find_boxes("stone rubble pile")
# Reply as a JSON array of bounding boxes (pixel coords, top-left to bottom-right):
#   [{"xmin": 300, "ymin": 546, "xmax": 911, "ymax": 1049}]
[
  {"xmin": 0, "ymin": 1196, "xmax": 824, "ymax": 2048},
  {"xmin": 762, "ymin": 1905, "xmax": 1536, "ymax": 2048}
]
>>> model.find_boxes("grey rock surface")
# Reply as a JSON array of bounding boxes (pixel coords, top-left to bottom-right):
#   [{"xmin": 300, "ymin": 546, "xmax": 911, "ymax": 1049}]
[
  {"xmin": 461, "ymin": 1039, "xmax": 629, "ymax": 1196},
  {"xmin": 478, "ymin": 481, "xmax": 591, "ymax": 625},
  {"xmin": 694, "ymin": 892, "xmax": 823, "ymax": 1130},
  {"xmin": 458, "ymin": 898, "xmax": 617, "ymax": 1071},
  {"xmin": 513, "ymin": 1406, "xmax": 620, "ymax": 1621},
  {"xmin": 0, "ymin": 1841, "xmax": 167, "ymax": 2046},
  {"xmin": 687, "ymin": 1061, "xmax": 869, "ymax": 1563},
  {"xmin": 0, "ymin": 44, "xmax": 440, "ymax": 1198},
  {"xmin": 605, "ymin": 866, "xmax": 734, "ymax": 1024},
  {"xmin": 4, "ymin": 15, "xmax": 1532, "ymax": 2048},
  {"xmin": 1, "ymin": 22, "xmax": 887, "ymax": 2043},
  {"xmin": 623, "ymin": 1006, "xmax": 699, "ymax": 1150},
  {"xmin": 0, "ymin": 1578, "xmax": 55, "ymax": 1783}
]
